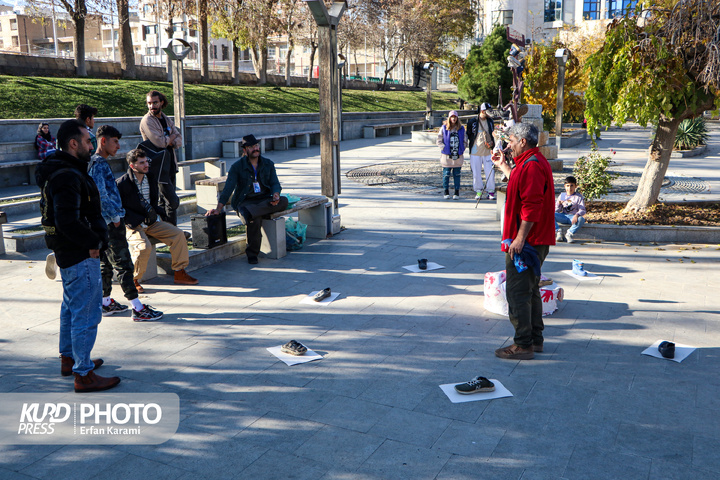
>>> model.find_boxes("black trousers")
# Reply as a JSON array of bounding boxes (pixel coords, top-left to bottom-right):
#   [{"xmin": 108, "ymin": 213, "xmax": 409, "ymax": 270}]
[
  {"xmin": 100, "ymin": 219, "xmax": 138, "ymax": 301},
  {"xmin": 505, "ymin": 244, "xmax": 550, "ymax": 348},
  {"xmin": 240, "ymin": 196, "xmax": 290, "ymax": 258}
]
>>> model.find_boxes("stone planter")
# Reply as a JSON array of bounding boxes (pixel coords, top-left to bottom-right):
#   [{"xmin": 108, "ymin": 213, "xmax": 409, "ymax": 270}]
[
  {"xmin": 411, "ymin": 130, "xmax": 437, "ymax": 145},
  {"xmin": 671, "ymin": 144, "xmax": 707, "ymax": 158}
]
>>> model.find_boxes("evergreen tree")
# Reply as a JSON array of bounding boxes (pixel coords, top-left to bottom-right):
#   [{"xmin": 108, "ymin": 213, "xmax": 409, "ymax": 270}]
[{"xmin": 457, "ymin": 25, "xmax": 513, "ymax": 106}]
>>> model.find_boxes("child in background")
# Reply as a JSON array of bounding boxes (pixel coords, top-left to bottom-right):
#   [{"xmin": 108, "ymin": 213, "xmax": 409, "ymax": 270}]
[{"xmin": 555, "ymin": 176, "xmax": 586, "ymax": 243}]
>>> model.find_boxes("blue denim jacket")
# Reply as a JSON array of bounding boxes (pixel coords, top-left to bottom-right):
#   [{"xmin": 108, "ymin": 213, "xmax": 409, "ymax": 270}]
[{"xmin": 89, "ymin": 153, "xmax": 125, "ymax": 224}]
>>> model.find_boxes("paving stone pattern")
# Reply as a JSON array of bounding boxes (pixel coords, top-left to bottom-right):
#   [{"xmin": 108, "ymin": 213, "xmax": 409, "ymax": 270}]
[{"xmin": 1, "ymin": 124, "xmax": 720, "ymax": 479}]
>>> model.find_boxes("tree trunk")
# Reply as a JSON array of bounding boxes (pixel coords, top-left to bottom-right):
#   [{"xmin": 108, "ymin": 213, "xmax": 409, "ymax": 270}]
[
  {"xmin": 285, "ymin": 40, "xmax": 293, "ymax": 87},
  {"xmin": 307, "ymin": 43, "xmax": 317, "ymax": 82},
  {"xmin": 624, "ymin": 116, "xmax": 681, "ymax": 212},
  {"xmin": 117, "ymin": 0, "xmax": 135, "ymax": 79},
  {"xmin": 232, "ymin": 43, "xmax": 239, "ymax": 85},
  {"xmin": 198, "ymin": 0, "xmax": 209, "ymax": 81},
  {"xmin": 249, "ymin": 45, "xmax": 267, "ymax": 85},
  {"xmin": 72, "ymin": 5, "xmax": 86, "ymax": 77}
]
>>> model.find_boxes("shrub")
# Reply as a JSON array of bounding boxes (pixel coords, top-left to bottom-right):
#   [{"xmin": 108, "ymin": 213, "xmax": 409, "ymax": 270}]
[
  {"xmin": 674, "ymin": 117, "xmax": 709, "ymax": 150},
  {"xmin": 573, "ymin": 149, "xmax": 618, "ymax": 201}
]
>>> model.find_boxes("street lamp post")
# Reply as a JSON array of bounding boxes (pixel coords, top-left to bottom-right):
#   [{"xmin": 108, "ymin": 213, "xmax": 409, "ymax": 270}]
[
  {"xmin": 305, "ymin": 0, "xmax": 345, "ymax": 231},
  {"xmin": 423, "ymin": 62, "xmax": 434, "ymax": 130},
  {"xmin": 162, "ymin": 38, "xmax": 192, "ymax": 163},
  {"xmin": 554, "ymin": 48, "xmax": 569, "ymax": 150}
]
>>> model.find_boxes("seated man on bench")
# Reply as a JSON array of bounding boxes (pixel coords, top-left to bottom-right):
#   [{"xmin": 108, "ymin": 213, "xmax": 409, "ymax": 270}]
[
  {"xmin": 206, "ymin": 134, "xmax": 288, "ymax": 265},
  {"xmin": 117, "ymin": 149, "xmax": 199, "ymax": 287}
]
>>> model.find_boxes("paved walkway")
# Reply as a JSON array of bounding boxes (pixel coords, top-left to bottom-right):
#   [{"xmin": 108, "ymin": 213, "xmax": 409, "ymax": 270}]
[{"xmin": 1, "ymin": 124, "xmax": 719, "ymax": 479}]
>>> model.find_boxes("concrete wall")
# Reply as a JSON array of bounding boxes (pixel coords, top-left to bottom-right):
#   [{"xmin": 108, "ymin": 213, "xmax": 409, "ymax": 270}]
[
  {"xmin": 0, "ymin": 53, "xmax": 422, "ymax": 91},
  {"xmin": 0, "ymin": 110, "xmax": 464, "ymax": 187}
]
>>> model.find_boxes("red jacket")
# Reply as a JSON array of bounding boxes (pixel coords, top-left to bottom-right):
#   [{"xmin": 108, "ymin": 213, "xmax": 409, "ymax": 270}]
[{"xmin": 502, "ymin": 147, "xmax": 556, "ymax": 248}]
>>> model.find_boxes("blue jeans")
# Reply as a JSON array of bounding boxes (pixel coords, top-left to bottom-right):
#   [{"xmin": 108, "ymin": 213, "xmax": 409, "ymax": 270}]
[
  {"xmin": 59, "ymin": 257, "xmax": 102, "ymax": 375},
  {"xmin": 555, "ymin": 213, "xmax": 586, "ymax": 234},
  {"xmin": 442, "ymin": 167, "xmax": 461, "ymax": 190}
]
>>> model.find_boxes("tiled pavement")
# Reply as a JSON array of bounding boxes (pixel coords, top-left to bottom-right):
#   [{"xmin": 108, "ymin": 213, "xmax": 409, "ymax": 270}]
[{"xmin": 1, "ymin": 124, "xmax": 719, "ymax": 479}]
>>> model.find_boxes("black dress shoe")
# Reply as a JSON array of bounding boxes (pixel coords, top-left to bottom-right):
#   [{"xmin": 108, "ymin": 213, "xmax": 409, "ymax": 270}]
[
  {"xmin": 247, "ymin": 256, "xmax": 258, "ymax": 265},
  {"xmin": 418, "ymin": 259, "xmax": 428, "ymax": 270},
  {"xmin": 658, "ymin": 341, "xmax": 675, "ymax": 359}
]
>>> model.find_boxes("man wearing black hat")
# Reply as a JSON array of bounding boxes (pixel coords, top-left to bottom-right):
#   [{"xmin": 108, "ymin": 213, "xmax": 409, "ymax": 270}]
[{"xmin": 206, "ymin": 135, "xmax": 288, "ymax": 264}]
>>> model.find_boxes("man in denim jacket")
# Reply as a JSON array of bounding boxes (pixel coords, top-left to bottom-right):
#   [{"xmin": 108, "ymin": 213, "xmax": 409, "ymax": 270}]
[{"xmin": 206, "ymin": 134, "xmax": 289, "ymax": 265}]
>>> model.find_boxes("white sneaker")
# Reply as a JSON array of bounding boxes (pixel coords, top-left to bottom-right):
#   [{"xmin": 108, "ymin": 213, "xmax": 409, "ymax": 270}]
[
  {"xmin": 45, "ymin": 253, "xmax": 58, "ymax": 280},
  {"xmin": 565, "ymin": 231, "xmax": 574, "ymax": 243},
  {"xmin": 444, "ymin": 194, "xmax": 451, "ymax": 199},
  {"xmin": 453, "ymin": 195, "xmax": 459, "ymax": 200},
  {"xmin": 555, "ymin": 230, "xmax": 563, "ymax": 242},
  {"xmin": 487, "ymin": 192, "xmax": 496, "ymax": 200}
]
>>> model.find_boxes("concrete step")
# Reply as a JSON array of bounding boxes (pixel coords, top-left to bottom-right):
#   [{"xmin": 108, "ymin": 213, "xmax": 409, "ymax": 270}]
[{"xmin": 2, "ymin": 195, "xmax": 198, "ymax": 253}]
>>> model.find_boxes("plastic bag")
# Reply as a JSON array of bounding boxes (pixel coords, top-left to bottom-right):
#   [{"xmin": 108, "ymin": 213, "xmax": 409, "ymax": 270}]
[
  {"xmin": 282, "ymin": 194, "xmax": 301, "ymax": 208},
  {"xmin": 483, "ymin": 270, "xmax": 563, "ymax": 317},
  {"xmin": 285, "ymin": 217, "xmax": 307, "ymax": 251}
]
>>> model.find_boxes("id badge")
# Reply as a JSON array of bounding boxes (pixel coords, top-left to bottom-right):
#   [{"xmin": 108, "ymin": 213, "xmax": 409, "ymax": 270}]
[{"xmin": 253, "ymin": 182, "xmax": 261, "ymax": 193}]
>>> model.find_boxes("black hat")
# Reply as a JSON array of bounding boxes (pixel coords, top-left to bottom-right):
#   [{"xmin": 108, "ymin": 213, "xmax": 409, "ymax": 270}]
[{"xmin": 241, "ymin": 134, "xmax": 259, "ymax": 148}]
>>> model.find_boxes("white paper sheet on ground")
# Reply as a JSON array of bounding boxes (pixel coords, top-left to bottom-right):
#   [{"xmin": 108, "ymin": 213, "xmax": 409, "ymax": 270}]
[
  {"xmin": 562, "ymin": 269, "xmax": 600, "ymax": 281},
  {"xmin": 641, "ymin": 340, "xmax": 696, "ymax": 363},
  {"xmin": 300, "ymin": 291, "xmax": 340, "ymax": 305},
  {"xmin": 439, "ymin": 379, "xmax": 513, "ymax": 403},
  {"xmin": 267, "ymin": 345, "xmax": 324, "ymax": 366},
  {"xmin": 403, "ymin": 262, "xmax": 445, "ymax": 273}
]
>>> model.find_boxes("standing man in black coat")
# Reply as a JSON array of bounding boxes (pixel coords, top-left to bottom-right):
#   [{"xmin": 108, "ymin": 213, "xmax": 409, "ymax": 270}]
[{"xmin": 36, "ymin": 119, "xmax": 121, "ymax": 393}]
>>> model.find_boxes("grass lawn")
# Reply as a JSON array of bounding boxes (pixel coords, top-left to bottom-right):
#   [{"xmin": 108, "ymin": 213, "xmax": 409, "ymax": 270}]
[{"xmin": 0, "ymin": 75, "xmax": 461, "ymax": 119}]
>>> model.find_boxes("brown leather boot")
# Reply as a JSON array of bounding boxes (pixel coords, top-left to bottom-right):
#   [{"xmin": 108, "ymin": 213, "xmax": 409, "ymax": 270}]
[
  {"xmin": 74, "ymin": 370, "xmax": 121, "ymax": 393},
  {"xmin": 61, "ymin": 355, "xmax": 104, "ymax": 377},
  {"xmin": 174, "ymin": 269, "xmax": 198, "ymax": 285}
]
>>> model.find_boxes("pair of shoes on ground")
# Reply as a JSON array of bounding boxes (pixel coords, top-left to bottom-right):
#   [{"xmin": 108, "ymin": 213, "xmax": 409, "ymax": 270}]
[
  {"xmin": 455, "ymin": 376, "xmax": 495, "ymax": 394},
  {"xmin": 572, "ymin": 259, "xmax": 588, "ymax": 276},
  {"xmin": 62, "ymin": 356, "xmax": 121, "ymax": 392},
  {"xmin": 314, "ymin": 288, "xmax": 331, "ymax": 302},
  {"xmin": 174, "ymin": 268, "xmax": 198, "ymax": 285},
  {"xmin": 556, "ymin": 230, "xmax": 576, "ymax": 243},
  {"xmin": 281, "ymin": 340, "xmax": 307, "ymax": 356},
  {"xmin": 495, "ymin": 344, "xmax": 535, "ymax": 360},
  {"xmin": 102, "ymin": 298, "xmax": 163, "ymax": 321},
  {"xmin": 443, "ymin": 190, "xmax": 460, "ymax": 200}
]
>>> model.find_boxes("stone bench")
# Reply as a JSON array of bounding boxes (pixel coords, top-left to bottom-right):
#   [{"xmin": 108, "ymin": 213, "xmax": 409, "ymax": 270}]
[
  {"xmin": 176, "ymin": 157, "xmax": 226, "ymax": 190},
  {"xmin": 222, "ymin": 130, "xmax": 320, "ymax": 157},
  {"xmin": 362, "ymin": 121, "xmax": 424, "ymax": 139}
]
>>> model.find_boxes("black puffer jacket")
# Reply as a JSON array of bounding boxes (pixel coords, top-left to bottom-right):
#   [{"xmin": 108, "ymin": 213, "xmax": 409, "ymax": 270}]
[{"xmin": 35, "ymin": 151, "xmax": 108, "ymax": 268}]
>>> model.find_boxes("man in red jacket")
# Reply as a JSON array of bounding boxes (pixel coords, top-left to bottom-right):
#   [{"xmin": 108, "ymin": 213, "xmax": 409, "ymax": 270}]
[{"xmin": 491, "ymin": 123, "xmax": 555, "ymax": 360}]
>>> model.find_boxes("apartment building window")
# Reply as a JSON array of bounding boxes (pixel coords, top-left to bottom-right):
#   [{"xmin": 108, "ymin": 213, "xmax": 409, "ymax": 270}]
[
  {"xmin": 0, "ymin": 39, "xmax": 4, "ymax": 48},
  {"xmin": 221, "ymin": 44, "xmax": 229, "ymax": 61},
  {"xmin": 544, "ymin": 0, "xmax": 562, "ymax": 22},
  {"xmin": 143, "ymin": 25, "xmax": 157, "ymax": 35},
  {"xmin": 12, "ymin": 36, "xmax": 19, "ymax": 47},
  {"xmin": 267, "ymin": 47, "xmax": 276, "ymax": 60},
  {"xmin": 212, "ymin": 44, "xmax": 217, "ymax": 59},
  {"xmin": 10, "ymin": 19, "xmax": 18, "ymax": 31},
  {"xmin": 143, "ymin": 4, "xmax": 152, "ymax": 15},
  {"xmin": 492, "ymin": 10, "xmax": 514, "ymax": 25},
  {"xmin": 146, "ymin": 46, "xmax": 158, "ymax": 55},
  {"xmin": 607, "ymin": 0, "xmax": 637, "ymax": 17}
]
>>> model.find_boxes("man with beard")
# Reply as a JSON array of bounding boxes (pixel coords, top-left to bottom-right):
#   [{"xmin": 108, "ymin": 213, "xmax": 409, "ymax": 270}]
[
  {"xmin": 139, "ymin": 90, "xmax": 182, "ymax": 225},
  {"xmin": 35, "ymin": 119, "xmax": 121, "ymax": 392},
  {"xmin": 205, "ymin": 134, "xmax": 288, "ymax": 265}
]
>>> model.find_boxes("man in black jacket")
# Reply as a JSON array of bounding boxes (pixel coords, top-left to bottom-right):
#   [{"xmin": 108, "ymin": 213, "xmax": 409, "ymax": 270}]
[
  {"xmin": 116, "ymin": 149, "xmax": 198, "ymax": 287},
  {"xmin": 466, "ymin": 103, "xmax": 497, "ymax": 200},
  {"xmin": 36, "ymin": 119, "xmax": 121, "ymax": 393}
]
